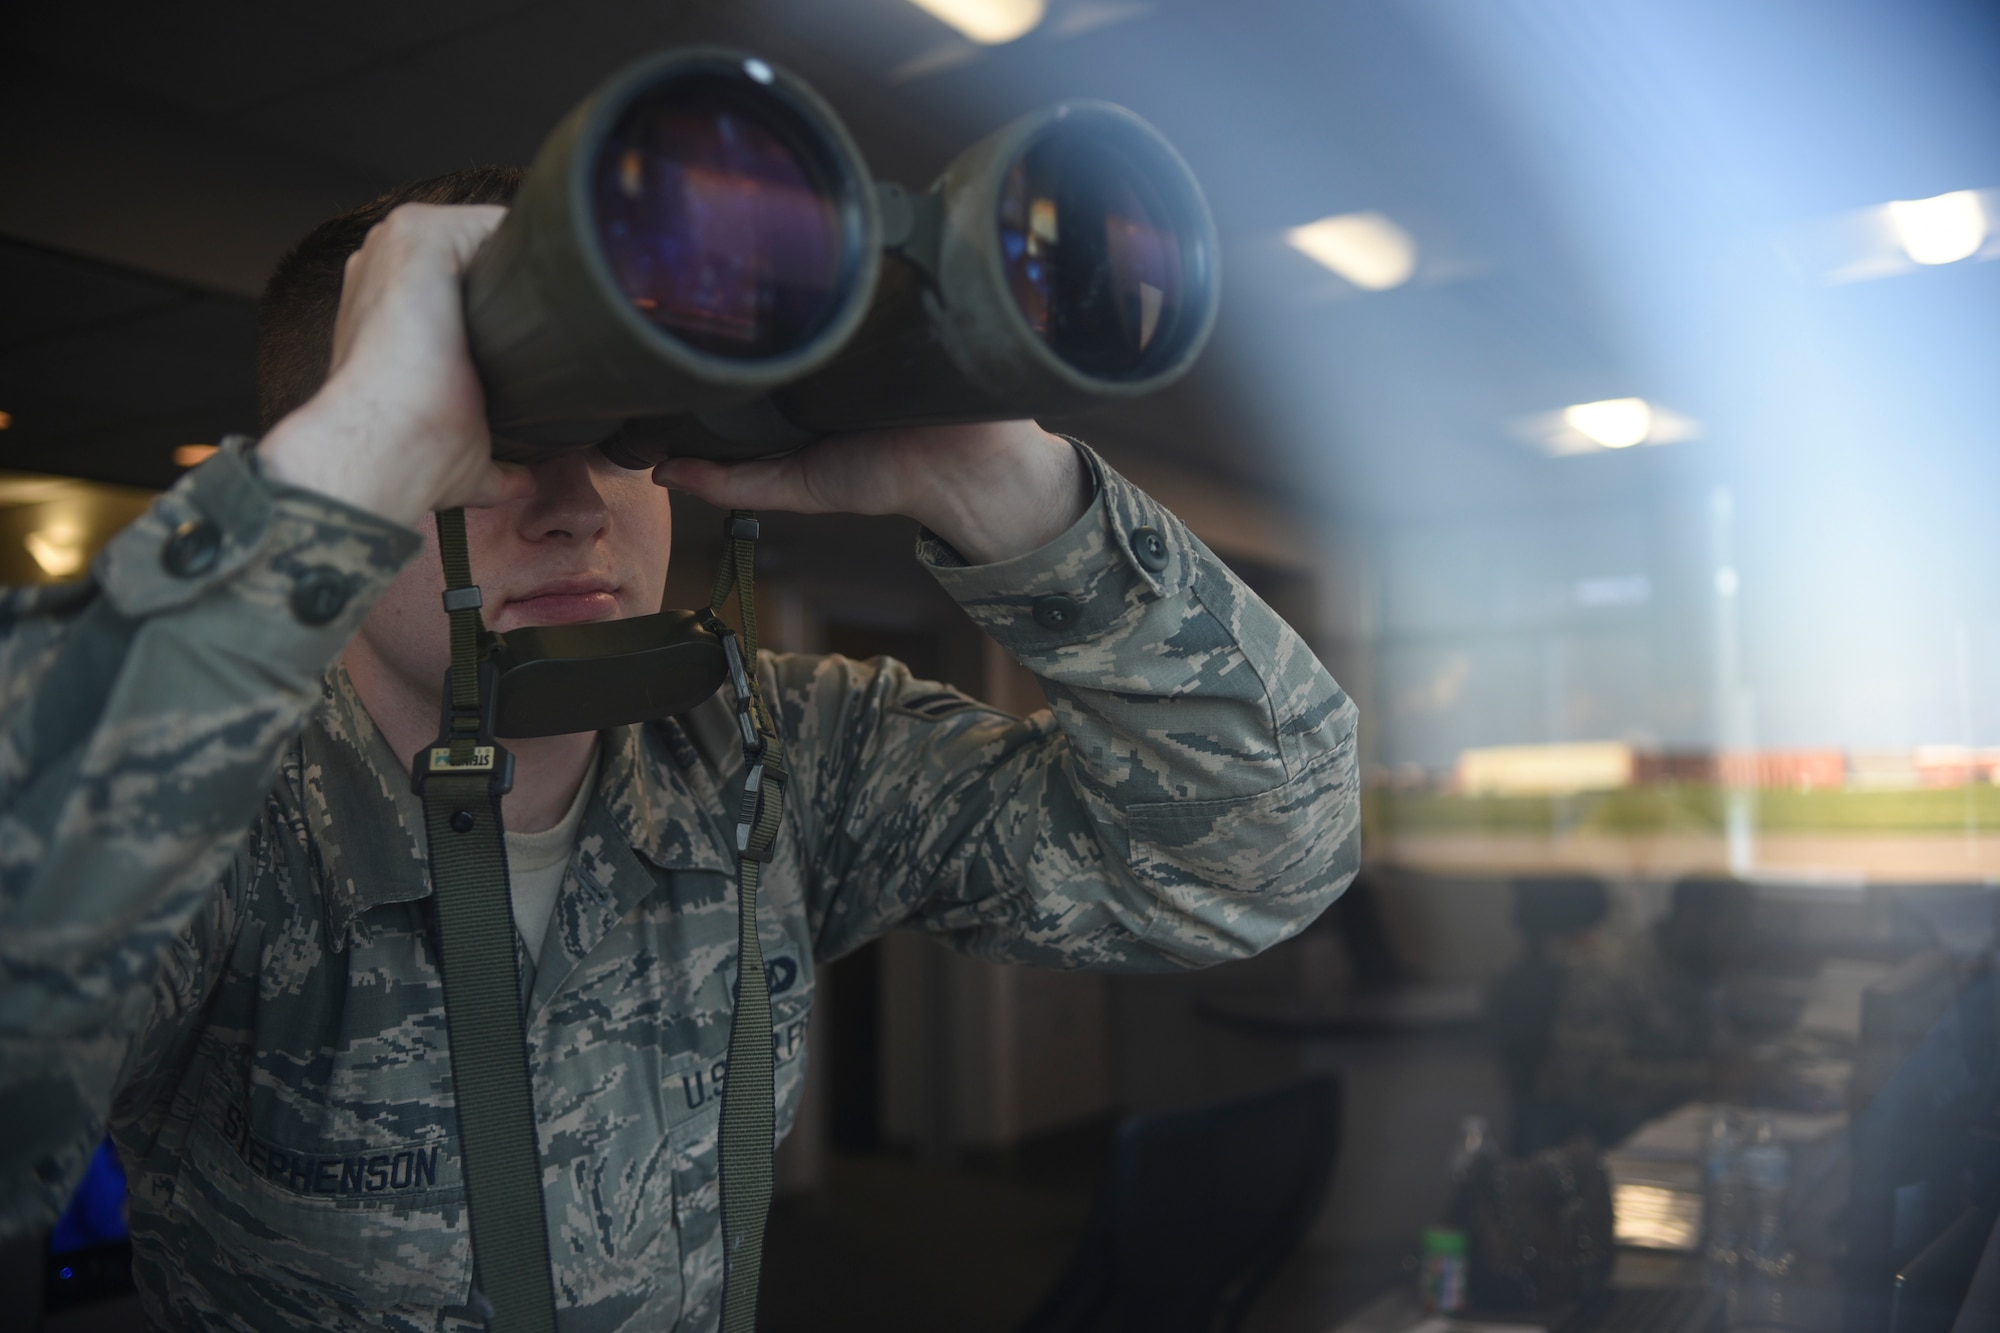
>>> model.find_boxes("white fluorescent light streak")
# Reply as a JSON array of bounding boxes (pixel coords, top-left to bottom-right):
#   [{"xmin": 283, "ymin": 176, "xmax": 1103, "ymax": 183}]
[
  {"xmin": 1285, "ymin": 212, "xmax": 1418, "ymax": 291},
  {"xmin": 1517, "ymin": 399, "xmax": 1699, "ymax": 457},
  {"xmin": 1788, "ymin": 187, "xmax": 1999, "ymax": 284},
  {"xmin": 1563, "ymin": 398, "xmax": 1653, "ymax": 449},
  {"xmin": 1888, "ymin": 190, "xmax": 1987, "ymax": 266},
  {"xmin": 906, "ymin": 0, "xmax": 1047, "ymax": 45}
]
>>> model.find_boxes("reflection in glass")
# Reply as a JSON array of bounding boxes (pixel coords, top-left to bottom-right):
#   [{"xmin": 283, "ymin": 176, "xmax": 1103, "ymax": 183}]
[
  {"xmin": 592, "ymin": 76, "xmax": 845, "ymax": 359},
  {"xmin": 997, "ymin": 133, "xmax": 1184, "ymax": 378}
]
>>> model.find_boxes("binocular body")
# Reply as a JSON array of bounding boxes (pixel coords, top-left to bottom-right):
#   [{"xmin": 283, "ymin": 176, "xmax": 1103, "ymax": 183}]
[{"xmin": 463, "ymin": 48, "xmax": 1220, "ymax": 464}]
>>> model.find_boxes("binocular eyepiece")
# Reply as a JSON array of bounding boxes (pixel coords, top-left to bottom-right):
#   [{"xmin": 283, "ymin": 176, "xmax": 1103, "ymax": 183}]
[{"xmin": 465, "ymin": 48, "xmax": 1220, "ymax": 463}]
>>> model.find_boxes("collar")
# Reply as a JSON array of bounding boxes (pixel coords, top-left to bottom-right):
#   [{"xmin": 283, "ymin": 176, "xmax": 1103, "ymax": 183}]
[{"xmin": 310, "ymin": 664, "xmax": 736, "ymax": 948}]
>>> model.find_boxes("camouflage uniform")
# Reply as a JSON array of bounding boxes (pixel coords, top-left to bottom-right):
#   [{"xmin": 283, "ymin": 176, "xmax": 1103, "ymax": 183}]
[
  {"xmin": 1536, "ymin": 930, "xmax": 1725, "ymax": 1147},
  {"xmin": 0, "ymin": 440, "xmax": 1359, "ymax": 1330}
]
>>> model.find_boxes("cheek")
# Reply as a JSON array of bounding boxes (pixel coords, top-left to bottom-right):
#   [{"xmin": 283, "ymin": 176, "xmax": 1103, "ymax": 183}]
[
  {"xmin": 619, "ymin": 477, "xmax": 674, "ymax": 542},
  {"xmin": 609, "ymin": 480, "xmax": 674, "ymax": 564},
  {"xmin": 357, "ymin": 549, "xmax": 452, "ymax": 681}
]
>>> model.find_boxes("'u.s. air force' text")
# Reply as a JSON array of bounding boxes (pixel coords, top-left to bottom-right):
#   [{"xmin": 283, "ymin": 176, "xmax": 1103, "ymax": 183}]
[
  {"xmin": 216, "ymin": 1101, "xmax": 448, "ymax": 1197},
  {"xmin": 680, "ymin": 1008, "xmax": 807, "ymax": 1109}
]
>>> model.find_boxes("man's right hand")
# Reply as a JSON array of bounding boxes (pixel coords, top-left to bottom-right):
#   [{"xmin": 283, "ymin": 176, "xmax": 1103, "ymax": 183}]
[{"xmin": 256, "ymin": 204, "xmax": 532, "ymax": 526}]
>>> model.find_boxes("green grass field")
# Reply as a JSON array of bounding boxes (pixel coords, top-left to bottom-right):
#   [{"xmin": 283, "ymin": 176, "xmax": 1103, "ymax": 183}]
[{"xmin": 1366, "ymin": 783, "xmax": 2000, "ymax": 839}]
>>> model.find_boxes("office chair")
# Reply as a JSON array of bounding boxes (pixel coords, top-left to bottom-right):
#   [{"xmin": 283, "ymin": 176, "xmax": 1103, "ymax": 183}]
[
  {"xmin": 1016, "ymin": 1074, "xmax": 1343, "ymax": 1333},
  {"xmin": 1487, "ymin": 876, "xmax": 1608, "ymax": 1154},
  {"xmin": 1846, "ymin": 953, "xmax": 1987, "ymax": 1333}
]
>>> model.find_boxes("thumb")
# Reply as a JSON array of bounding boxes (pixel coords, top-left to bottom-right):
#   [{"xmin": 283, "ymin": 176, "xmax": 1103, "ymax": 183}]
[{"xmin": 652, "ymin": 455, "xmax": 830, "ymax": 513}]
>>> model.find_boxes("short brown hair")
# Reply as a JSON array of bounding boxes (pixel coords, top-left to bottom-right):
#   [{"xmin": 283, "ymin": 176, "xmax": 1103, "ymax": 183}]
[{"xmin": 256, "ymin": 166, "xmax": 523, "ymax": 428}]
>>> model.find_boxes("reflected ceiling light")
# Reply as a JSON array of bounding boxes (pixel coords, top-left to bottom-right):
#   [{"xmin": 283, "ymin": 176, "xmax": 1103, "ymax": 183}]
[
  {"xmin": 906, "ymin": 0, "xmax": 1047, "ymax": 44},
  {"xmin": 1787, "ymin": 187, "xmax": 1998, "ymax": 284},
  {"xmin": 0, "ymin": 410, "xmax": 12, "ymax": 429},
  {"xmin": 24, "ymin": 520, "xmax": 86, "ymax": 578},
  {"xmin": 1285, "ymin": 211, "xmax": 1417, "ymax": 291},
  {"xmin": 1888, "ymin": 190, "xmax": 1987, "ymax": 266},
  {"xmin": 1563, "ymin": 397, "xmax": 1653, "ymax": 449},
  {"xmin": 174, "ymin": 443, "xmax": 219, "ymax": 468},
  {"xmin": 1516, "ymin": 400, "xmax": 1697, "ymax": 457}
]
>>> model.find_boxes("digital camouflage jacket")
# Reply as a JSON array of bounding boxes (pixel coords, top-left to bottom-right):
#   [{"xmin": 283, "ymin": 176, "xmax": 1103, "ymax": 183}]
[
  {"xmin": 0, "ymin": 442, "xmax": 1359, "ymax": 1330},
  {"xmin": 1537, "ymin": 926, "xmax": 1746, "ymax": 1148}
]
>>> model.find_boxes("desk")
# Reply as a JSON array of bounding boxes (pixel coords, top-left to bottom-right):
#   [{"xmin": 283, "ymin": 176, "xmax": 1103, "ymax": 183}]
[
  {"xmin": 1325, "ymin": 1099, "xmax": 1852, "ymax": 1333},
  {"xmin": 1322, "ymin": 1257, "xmax": 1833, "ymax": 1333},
  {"xmin": 1605, "ymin": 1102, "xmax": 1847, "ymax": 1253}
]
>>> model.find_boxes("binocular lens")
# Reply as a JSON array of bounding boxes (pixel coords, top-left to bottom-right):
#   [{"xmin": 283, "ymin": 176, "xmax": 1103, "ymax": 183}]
[
  {"xmin": 592, "ymin": 74, "xmax": 848, "ymax": 360},
  {"xmin": 998, "ymin": 133, "xmax": 1188, "ymax": 379}
]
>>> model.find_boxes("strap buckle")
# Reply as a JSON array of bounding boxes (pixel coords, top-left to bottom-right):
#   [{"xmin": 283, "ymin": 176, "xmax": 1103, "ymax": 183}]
[
  {"xmin": 411, "ymin": 658, "xmax": 514, "ymax": 798},
  {"xmin": 711, "ymin": 619, "xmax": 765, "ymax": 759},
  {"xmin": 734, "ymin": 746, "xmax": 789, "ymax": 863}
]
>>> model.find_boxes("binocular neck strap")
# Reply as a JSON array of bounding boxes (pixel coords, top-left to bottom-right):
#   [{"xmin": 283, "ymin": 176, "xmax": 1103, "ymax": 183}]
[
  {"xmin": 437, "ymin": 507, "xmax": 489, "ymax": 764},
  {"xmin": 709, "ymin": 510, "xmax": 787, "ymax": 1333},
  {"xmin": 417, "ymin": 507, "xmax": 559, "ymax": 1333},
  {"xmin": 412, "ymin": 506, "xmax": 784, "ymax": 1333}
]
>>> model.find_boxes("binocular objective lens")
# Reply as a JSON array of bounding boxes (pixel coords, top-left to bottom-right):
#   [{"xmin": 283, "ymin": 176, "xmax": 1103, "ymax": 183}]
[
  {"xmin": 998, "ymin": 133, "xmax": 1186, "ymax": 378},
  {"xmin": 593, "ymin": 76, "xmax": 847, "ymax": 360}
]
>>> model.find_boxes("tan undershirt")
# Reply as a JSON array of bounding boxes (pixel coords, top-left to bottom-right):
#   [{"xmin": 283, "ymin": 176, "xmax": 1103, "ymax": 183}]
[{"xmin": 503, "ymin": 744, "xmax": 599, "ymax": 962}]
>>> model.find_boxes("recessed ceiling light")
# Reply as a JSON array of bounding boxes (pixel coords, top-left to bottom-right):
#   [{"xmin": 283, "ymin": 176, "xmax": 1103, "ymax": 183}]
[
  {"xmin": 1515, "ymin": 399, "xmax": 1700, "ymax": 457},
  {"xmin": 1784, "ymin": 187, "xmax": 1997, "ymax": 284},
  {"xmin": 1563, "ymin": 398, "xmax": 1653, "ymax": 449},
  {"xmin": 174, "ymin": 443, "xmax": 220, "ymax": 468},
  {"xmin": 1284, "ymin": 212, "xmax": 1418, "ymax": 291},
  {"xmin": 906, "ymin": 0, "xmax": 1047, "ymax": 44},
  {"xmin": 1888, "ymin": 190, "xmax": 1987, "ymax": 266}
]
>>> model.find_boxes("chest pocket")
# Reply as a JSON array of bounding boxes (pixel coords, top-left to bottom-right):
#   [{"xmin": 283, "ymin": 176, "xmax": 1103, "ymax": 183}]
[
  {"xmin": 519, "ymin": 899, "xmax": 823, "ymax": 1326},
  {"xmin": 170, "ymin": 1074, "xmax": 473, "ymax": 1311},
  {"xmin": 658, "ymin": 968, "xmax": 816, "ymax": 1328}
]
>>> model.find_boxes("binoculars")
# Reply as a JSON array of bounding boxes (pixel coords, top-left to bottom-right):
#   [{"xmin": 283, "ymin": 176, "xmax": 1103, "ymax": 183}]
[{"xmin": 464, "ymin": 48, "xmax": 1220, "ymax": 464}]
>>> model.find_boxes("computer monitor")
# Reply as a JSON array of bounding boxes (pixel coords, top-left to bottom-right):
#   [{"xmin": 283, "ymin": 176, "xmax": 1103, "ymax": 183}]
[{"xmin": 1844, "ymin": 953, "xmax": 1995, "ymax": 1333}]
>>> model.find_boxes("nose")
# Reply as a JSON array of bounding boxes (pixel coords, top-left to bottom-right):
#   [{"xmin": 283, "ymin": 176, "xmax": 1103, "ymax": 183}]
[{"xmin": 516, "ymin": 451, "xmax": 609, "ymax": 544}]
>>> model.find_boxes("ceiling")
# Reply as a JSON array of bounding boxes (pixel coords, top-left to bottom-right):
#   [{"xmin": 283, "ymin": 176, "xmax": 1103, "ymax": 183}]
[
  {"xmin": 0, "ymin": 0, "xmax": 1628, "ymax": 506},
  {"xmin": 11, "ymin": 3, "xmax": 2000, "ymax": 759}
]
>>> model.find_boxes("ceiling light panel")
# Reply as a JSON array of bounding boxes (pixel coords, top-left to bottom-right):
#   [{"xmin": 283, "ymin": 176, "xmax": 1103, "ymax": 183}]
[
  {"xmin": 1285, "ymin": 212, "xmax": 1418, "ymax": 291},
  {"xmin": 905, "ymin": 0, "xmax": 1048, "ymax": 45}
]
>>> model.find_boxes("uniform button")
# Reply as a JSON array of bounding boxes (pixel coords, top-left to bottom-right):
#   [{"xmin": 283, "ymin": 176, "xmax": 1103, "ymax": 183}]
[
  {"xmin": 290, "ymin": 566, "xmax": 352, "ymax": 626},
  {"xmin": 1129, "ymin": 525, "xmax": 1169, "ymax": 573},
  {"xmin": 1032, "ymin": 594, "xmax": 1080, "ymax": 631},
  {"xmin": 161, "ymin": 518, "xmax": 222, "ymax": 578}
]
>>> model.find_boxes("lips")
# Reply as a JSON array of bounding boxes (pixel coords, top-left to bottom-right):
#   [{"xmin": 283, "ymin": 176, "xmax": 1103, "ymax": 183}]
[{"xmin": 502, "ymin": 576, "xmax": 621, "ymax": 626}]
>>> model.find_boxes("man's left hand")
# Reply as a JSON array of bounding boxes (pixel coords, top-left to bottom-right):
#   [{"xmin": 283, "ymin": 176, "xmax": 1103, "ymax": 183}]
[{"xmin": 650, "ymin": 421, "xmax": 1087, "ymax": 566}]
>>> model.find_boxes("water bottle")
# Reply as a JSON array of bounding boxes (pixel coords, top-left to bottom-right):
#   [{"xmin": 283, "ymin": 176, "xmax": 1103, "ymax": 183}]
[
  {"xmin": 1739, "ymin": 1115, "xmax": 1791, "ymax": 1273},
  {"xmin": 1732, "ymin": 1114, "xmax": 1793, "ymax": 1328},
  {"xmin": 1448, "ymin": 1115, "xmax": 1494, "ymax": 1185},
  {"xmin": 1429, "ymin": 1116, "xmax": 1493, "ymax": 1312},
  {"xmin": 1702, "ymin": 1106, "xmax": 1744, "ymax": 1285}
]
